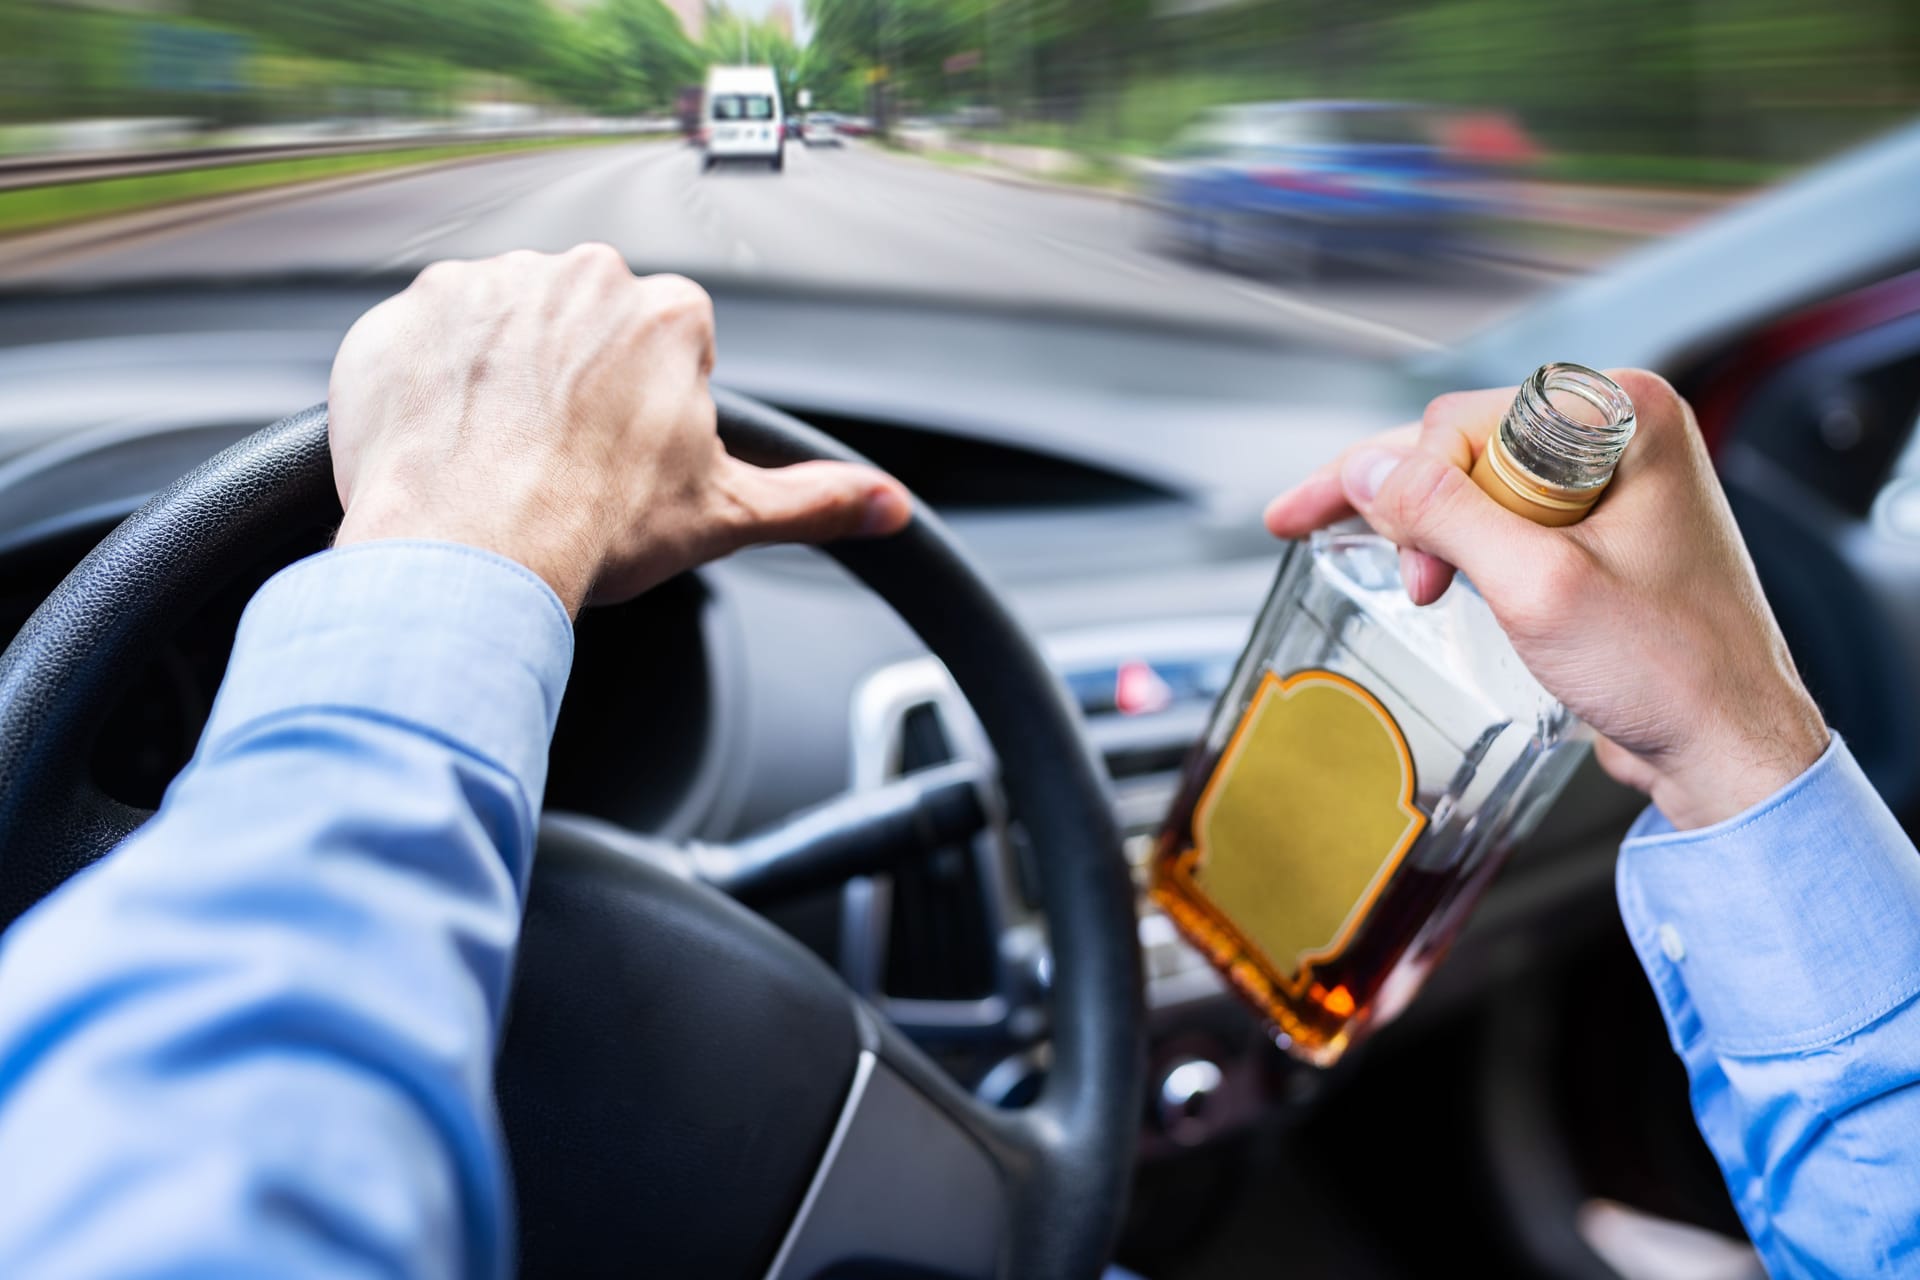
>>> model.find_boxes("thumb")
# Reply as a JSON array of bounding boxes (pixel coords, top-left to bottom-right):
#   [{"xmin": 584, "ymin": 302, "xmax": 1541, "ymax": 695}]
[
  {"xmin": 1340, "ymin": 446, "xmax": 1552, "ymax": 602},
  {"xmin": 714, "ymin": 456, "xmax": 914, "ymax": 549}
]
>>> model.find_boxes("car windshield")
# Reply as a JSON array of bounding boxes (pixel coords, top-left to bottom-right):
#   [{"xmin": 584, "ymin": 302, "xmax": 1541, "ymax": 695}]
[
  {"xmin": 0, "ymin": 1, "xmax": 1915, "ymax": 354},
  {"xmin": 1319, "ymin": 110, "xmax": 1432, "ymax": 148},
  {"xmin": 712, "ymin": 95, "xmax": 773, "ymax": 121}
]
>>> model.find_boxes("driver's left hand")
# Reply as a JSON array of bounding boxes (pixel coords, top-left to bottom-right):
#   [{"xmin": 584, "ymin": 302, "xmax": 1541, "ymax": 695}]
[{"xmin": 329, "ymin": 244, "xmax": 913, "ymax": 615}]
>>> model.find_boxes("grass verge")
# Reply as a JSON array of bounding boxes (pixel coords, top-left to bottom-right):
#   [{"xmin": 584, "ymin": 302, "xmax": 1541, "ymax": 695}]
[
  {"xmin": 1535, "ymin": 153, "xmax": 1789, "ymax": 189},
  {"xmin": 896, "ymin": 143, "xmax": 993, "ymax": 172},
  {"xmin": 0, "ymin": 135, "xmax": 643, "ymax": 238},
  {"xmin": 884, "ymin": 136, "xmax": 1137, "ymax": 194}
]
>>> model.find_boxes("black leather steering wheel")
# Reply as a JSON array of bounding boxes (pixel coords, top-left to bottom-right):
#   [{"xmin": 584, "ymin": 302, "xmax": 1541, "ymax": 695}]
[{"xmin": 0, "ymin": 391, "xmax": 1145, "ymax": 1279}]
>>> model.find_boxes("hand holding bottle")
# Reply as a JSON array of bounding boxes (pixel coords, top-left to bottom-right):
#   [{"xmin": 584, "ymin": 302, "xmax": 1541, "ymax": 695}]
[{"xmin": 1263, "ymin": 369, "xmax": 1828, "ymax": 831}]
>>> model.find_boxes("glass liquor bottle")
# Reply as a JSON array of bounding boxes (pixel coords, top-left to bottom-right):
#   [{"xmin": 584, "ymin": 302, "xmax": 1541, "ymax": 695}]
[{"xmin": 1152, "ymin": 363, "xmax": 1637, "ymax": 1066}]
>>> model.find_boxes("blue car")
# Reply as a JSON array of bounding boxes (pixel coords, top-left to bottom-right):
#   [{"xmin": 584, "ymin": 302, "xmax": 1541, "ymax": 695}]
[{"xmin": 1150, "ymin": 100, "xmax": 1484, "ymax": 278}]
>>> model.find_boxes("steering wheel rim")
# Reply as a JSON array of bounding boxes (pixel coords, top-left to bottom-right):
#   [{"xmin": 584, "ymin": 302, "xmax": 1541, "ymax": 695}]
[{"xmin": 0, "ymin": 392, "xmax": 1145, "ymax": 1278}]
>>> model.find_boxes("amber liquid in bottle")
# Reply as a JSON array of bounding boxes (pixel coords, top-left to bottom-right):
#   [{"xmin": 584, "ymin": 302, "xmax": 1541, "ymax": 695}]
[
  {"xmin": 1153, "ymin": 364, "xmax": 1637, "ymax": 1066},
  {"xmin": 1156, "ymin": 751, "xmax": 1512, "ymax": 1059}
]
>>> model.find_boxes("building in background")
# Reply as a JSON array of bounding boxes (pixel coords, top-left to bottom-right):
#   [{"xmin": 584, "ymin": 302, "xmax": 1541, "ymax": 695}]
[
  {"xmin": 766, "ymin": 2, "xmax": 794, "ymax": 40},
  {"xmin": 662, "ymin": 0, "xmax": 706, "ymax": 42}
]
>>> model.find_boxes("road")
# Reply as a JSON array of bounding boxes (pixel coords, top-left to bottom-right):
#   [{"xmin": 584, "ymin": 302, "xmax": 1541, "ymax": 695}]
[{"xmin": 4, "ymin": 140, "xmax": 1565, "ymax": 353}]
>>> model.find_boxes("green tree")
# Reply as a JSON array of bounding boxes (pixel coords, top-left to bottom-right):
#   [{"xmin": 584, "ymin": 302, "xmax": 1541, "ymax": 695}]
[
  {"xmin": 561, "ymin": 0, "xmax": 703, "ymax": 113},
  {"xmin": 185, "ymin": 0, "xmax": 558, "ymax": 78},
  {"xmin": 703, "ymin": 9, "xmax": 801, "ymax": 75}
]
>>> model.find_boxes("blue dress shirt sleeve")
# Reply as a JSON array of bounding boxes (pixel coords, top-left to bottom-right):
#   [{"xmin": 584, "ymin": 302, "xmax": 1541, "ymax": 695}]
[
  {"xmin": 0, "ymin": 541, "xmax": 572, "ymax": 1279},
  {"xmin": 1618, "ymin": 734, "xmax": 1920, "ymax": 1278}
]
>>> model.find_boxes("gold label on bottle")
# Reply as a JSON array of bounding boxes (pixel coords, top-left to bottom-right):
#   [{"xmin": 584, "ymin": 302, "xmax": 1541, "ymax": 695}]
[{"xmin": 1170, "ymin": 669, "xmax": 1427, "ymax": 995}]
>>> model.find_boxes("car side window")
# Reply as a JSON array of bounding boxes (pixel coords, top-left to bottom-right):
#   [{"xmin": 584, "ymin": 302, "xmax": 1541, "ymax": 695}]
[{"xmin": 1254, "ymin": 112, "xmax": 1315, "ymax": 149}]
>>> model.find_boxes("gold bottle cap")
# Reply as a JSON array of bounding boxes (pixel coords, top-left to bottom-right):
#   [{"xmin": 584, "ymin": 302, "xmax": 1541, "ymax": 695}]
[{"xmin": 1470, "ymin": 431, "xmax": 1605, "ymax": 528}]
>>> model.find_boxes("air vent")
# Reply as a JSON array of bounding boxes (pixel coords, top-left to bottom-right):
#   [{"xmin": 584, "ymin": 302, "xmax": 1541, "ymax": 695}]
[
  {"xmin": 881, "ymin": 699, "xmax": 997, "ymax": 1001},
  {"xmin": 1063, "ymin": 648, "xmax": 1231, "ymax": 833},
  {"xmin": 844, "ymin": 626, "xmax": 1248, "ymax": 1032},
  {"xmin": 898, "ymin": 702, "xmax": 953, "ymax": 773},
  {"xmin": 1103, "ymin": 739, "xmax": 1193, "ymax": 782},
  {"xmin": 884, "ymin": 842, "xmax": 998, "ymax": 999}
]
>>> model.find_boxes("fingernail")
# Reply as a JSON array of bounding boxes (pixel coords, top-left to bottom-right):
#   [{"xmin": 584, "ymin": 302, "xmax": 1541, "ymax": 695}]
[
  {"xmin": 858, "ymin": 486, "xmax": 911, "ymax": 536},
  {"xmin": 1342, "ymin": 448, "xmax": 1402, "ymax": 505}
]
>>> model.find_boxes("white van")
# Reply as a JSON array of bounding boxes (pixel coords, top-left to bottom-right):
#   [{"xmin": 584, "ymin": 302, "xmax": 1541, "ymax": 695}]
[{"xmin": 702, "ymin": 66, "xmax": 784, "ymax": 172}]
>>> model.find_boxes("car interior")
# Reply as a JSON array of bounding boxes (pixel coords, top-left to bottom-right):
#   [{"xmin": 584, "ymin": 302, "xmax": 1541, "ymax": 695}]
[{"xmin": 3, "ymin": 61, "xmax": 1920, "ymax": 1280}]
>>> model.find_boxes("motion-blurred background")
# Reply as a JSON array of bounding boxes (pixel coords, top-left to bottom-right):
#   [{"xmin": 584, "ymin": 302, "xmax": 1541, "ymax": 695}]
[{"xmin": 0, "ymin": 0, "xmax": 1916, "ymax": 345}]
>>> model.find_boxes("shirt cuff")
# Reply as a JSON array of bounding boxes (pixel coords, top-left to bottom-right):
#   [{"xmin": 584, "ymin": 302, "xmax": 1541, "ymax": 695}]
[
  {"xmin": 200, "ymin": 540, "xmax": 574, "ymax": 806},
  {"xmin": 1617, "ymin": 735, "xmax": 1920, "ymax": 1056}
]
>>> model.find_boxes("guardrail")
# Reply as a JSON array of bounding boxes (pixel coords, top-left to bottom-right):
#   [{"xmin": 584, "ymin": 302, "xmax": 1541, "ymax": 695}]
[{"xmin": 0, "ymin": 121, "xmax": 678, "ymax": 194}]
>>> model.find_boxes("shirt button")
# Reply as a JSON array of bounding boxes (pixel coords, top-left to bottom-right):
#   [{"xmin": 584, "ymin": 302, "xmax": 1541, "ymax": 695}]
[{"xmin": 1657, "ymin": 923, "xmax": 1686, "ymax": 963}]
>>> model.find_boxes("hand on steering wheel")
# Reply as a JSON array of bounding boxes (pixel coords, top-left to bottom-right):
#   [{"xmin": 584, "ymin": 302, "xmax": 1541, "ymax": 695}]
[
  {"xmin": 327, "ymin": 243, "xmax": 911, "ymax": 612},
  {"xmin": 0, "ymin": 388, "xmax": 1146, "ymax": 1279}
]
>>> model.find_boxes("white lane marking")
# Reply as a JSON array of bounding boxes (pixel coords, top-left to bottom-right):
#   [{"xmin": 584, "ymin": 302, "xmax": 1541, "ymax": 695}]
[
  {"xmin": 400, "ymin": 219, "xmax": 467, "ymax": 251},
  {"xmin": 370, "ymin": 142, "xmax": 676, "ymax": 271},
  {"xmin": 371, "ymin": 218, "xmax": 473, "ymax": 272},
  {"xmin": 366, "ymin": 146, "xmax": 659, "ymax": 271},
  {"xmin": 685, "ymin": 182, "xmax": 713, "ymax": 224},
  {"xmin": 1221, "ymin": 281, "xmax": 1440, "ymax": 352}
]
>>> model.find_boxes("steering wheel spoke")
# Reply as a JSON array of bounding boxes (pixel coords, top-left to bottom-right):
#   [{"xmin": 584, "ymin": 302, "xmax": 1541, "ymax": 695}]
[
  {"xmin": 698, "ymin": 759, "xmax": 988, "ymax": 906},
  {"xmin": 765, "ymin": 1004, "xmax": 1018, "ymax": 1279},
  {"xmin": 541, "ymin": 758, "xmax": 989, "ymax": 909}
]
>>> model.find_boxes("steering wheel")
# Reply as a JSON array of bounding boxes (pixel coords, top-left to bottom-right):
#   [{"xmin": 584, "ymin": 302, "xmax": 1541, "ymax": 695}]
[{"xmin": 0, "ymin": 392, "xmax": 1145, "ymax": 1279}]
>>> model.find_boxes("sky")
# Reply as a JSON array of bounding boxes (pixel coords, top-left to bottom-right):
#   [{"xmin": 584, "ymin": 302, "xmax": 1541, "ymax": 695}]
[{"xmin": 715, "ymin": 0, "xmax": 813, "ymax": 44}]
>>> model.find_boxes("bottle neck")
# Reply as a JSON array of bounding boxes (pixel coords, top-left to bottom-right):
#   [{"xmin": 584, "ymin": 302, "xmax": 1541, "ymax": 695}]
[{"xmin": 1472, "ymin": 363, "xmax": 1636, "ymax": 527}]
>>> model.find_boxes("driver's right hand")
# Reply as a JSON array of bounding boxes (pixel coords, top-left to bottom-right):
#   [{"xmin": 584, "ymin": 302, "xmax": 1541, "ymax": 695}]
[{"xmin": 1263, "ymin": 370, "xmax": 1829, "ymax": 832}]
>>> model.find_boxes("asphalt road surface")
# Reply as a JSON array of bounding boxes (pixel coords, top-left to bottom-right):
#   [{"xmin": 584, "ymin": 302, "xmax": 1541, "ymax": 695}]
[{"xmin": 6, "ymin": 139, "xmax": 1566, "ymax": 354}]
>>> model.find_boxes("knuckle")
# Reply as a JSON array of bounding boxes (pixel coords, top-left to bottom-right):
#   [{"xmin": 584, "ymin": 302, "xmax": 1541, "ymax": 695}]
[
  {"xmin": 568, "ymin": 241, "xmax": 628, "ymax": 273},
  {"xmin": 644, "ymin": 274, "xmax": 714, "ymax": 328},
  {"xmin": 1610, "ymin": 368, "xmax": 1694, "ymax": 435},
  {"xmin": 1609, "ymin": 367, "xmax": 1679, "ymax": 408},
  {"xmin": 1610, "ymin": 367, "xmax": 1706, "ymax": 459},
  {"xmin": 646, "ymin": 271, "xmax": 708, "ymax": 303},
  {"xmin": 470, "ymin": 249, "xmax": 542, "ymax": 283},
  {"xmin": 412, "ymin": 258, "xmax": 459, "ymax": 289},
  {"xmin": 1421, "ymin": 390, "xmax": 1475, "ymax": 428}
]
